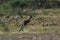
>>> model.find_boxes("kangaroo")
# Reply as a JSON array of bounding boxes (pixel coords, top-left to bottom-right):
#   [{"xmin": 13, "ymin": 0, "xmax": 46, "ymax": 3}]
[{"xmin": 19, "ymin": 15, "xmax": 32, "ymax": 32}]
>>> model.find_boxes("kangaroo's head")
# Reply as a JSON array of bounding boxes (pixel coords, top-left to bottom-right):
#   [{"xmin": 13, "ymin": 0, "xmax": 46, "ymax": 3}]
[
  {"xmin": 30, "ymin": 15, "xmax": 32, "ymax": 18},
  {"xmin": 29, "ymin": 15, "xmax": 32, "ymax": 20}
]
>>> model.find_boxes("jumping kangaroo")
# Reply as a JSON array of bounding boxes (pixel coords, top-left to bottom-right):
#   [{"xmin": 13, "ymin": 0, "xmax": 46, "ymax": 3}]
[{"xmin": 19, "ymin": 15, "xmax": 32, "ymax": 32}]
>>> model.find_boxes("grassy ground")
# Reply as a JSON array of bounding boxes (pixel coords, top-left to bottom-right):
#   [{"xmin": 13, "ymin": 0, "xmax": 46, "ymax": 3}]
[{"xmin": 0, "ymin": 9, "xmax": 60, "ymax": 34}]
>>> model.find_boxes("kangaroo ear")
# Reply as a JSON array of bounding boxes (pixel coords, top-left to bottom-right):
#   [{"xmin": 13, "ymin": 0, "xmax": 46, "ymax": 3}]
[{"xmin": 29, "ymin": 15, "xmax": 32, "ymax": 18}]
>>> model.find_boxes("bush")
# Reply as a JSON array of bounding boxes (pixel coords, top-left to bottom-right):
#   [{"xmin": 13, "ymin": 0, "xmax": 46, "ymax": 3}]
[{"xmin": 2, "ymin": 24, "xmax": 9, "ymax": 32}]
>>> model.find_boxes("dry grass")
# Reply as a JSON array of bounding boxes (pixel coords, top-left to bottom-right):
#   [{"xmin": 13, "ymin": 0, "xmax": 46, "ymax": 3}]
[{"xmin": 0, "ymin": 9, "xmax": 60, "ymax": 33}]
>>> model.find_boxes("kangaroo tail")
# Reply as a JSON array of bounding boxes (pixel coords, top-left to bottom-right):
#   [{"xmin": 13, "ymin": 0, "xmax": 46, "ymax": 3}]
[{"xmin": 19, "ymin": 26, "xmax": 24, "ymax": 32}]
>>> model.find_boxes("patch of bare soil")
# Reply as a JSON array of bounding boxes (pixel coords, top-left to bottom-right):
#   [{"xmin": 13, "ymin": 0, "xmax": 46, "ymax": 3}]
[{"xmin": 0, "ymin": 33, "xmax": 60, "ymax": 40}]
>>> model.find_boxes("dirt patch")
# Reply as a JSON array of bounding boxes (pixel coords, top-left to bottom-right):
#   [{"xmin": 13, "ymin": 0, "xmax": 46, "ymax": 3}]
[{"xmin": 0, "ymin": 33, "xmax": 60, "ymax": 40}]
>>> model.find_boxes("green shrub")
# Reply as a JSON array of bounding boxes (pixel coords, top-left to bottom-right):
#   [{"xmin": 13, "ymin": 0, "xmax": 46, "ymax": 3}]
[{"xmin": 2, "ymin": 25, "xmax": 9, "ymax": 32}]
